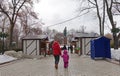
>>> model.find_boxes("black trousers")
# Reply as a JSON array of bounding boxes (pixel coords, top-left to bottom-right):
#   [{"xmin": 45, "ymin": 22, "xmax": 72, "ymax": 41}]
[{"xmin": 54, "ymin": 55, "xmax": 60, "ymax": 64}]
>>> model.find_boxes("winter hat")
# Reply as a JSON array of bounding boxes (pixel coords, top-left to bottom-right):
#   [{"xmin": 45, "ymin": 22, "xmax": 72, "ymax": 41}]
[{"xmin": 63, "ymin": 50, "xmax": 68, "ymax": 54}]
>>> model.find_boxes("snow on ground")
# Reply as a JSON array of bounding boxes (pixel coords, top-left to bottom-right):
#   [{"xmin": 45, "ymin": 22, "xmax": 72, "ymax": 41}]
[
  {"xmin": 111, "ymin": 48, "xmax": 120, "ymax": 60},
  {"xmin": 0, "ymin": 54, "xmax": 17, "ymax": 64}
]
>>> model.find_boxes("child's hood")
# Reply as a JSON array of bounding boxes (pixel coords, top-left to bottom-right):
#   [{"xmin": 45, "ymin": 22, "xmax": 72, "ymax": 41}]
[{"xmin": 63, "ymin": 50, "xmax": 68, "ymax": 54}]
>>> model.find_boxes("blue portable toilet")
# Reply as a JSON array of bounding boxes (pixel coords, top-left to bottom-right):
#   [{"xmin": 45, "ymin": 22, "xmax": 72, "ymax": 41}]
[{"xmin": 90, "ymin": 36, "xmax": 111, "ymax": 59}]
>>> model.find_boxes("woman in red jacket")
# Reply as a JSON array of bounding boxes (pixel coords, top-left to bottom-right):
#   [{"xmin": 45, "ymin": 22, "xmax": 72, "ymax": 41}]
[{"xmin": 52, "ymin": 40, "xmax": 61, "ymax": 69}]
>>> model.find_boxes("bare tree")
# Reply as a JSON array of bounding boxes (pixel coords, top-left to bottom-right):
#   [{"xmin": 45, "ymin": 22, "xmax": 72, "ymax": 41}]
[
  {"xmin": 104, "ymin": 0, "xmax": 120, "ymax": 49},
  {"xmin": 0, "ymin": 0, "xmax": 39, "ymax": 49},
  {"xmin": 18, "ymin": 8, "xmax": 42, "ymax": 38},
  {"xmin": 87, "ymin": 0, "xmax": 105, "ymax": 36},
  {"xmin": 88, "ymin": 0, "xmax": 120, "ymax": 49},
  {"xmin": 78, "ymin": 0, "xmax": 120, "ymax": 49}
]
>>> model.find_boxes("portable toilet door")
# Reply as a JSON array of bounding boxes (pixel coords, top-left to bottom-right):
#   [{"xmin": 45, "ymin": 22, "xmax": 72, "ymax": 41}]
[
  {"xmin": 90, "ymin": 36, "xmax": 111, "ymax": 59},
  {"xmin": 103, "ymin": 37, "xmax": 111, "ymax": 58}
]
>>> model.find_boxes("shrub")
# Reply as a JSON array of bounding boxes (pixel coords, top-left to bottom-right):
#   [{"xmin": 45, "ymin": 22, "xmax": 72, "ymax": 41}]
[
  {"xmin": 75, "ymin": 47, "xmax": 80, "ymax": 50},
  {"xmin": 13, "ymin": 48, "xmax": 23, "ymax": 52}
]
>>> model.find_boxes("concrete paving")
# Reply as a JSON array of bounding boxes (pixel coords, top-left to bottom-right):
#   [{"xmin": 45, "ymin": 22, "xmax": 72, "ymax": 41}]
[{"xmin": 0, "ymin": 53, "xmax": 120, "ymax": 76}]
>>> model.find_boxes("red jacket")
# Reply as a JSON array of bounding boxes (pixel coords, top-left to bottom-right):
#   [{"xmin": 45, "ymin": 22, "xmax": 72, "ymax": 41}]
[{"xmin": 52, "ymin": 41, "xmax": 61, "ymax": 55}]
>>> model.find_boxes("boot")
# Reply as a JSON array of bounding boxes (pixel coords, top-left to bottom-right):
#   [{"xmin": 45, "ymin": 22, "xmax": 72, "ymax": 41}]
[{"xmin": 55, "ymin": 64, "xmax": 58, "ymax": 69}]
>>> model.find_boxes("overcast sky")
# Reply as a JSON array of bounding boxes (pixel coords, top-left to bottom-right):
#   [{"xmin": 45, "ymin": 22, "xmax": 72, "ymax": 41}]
[{"xmin": 34, "ymin": 0, "xmax": 112, "ymax": 34}]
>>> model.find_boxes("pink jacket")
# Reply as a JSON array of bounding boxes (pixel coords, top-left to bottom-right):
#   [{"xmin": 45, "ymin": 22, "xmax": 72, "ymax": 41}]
[{"xmin": 61, "ymin": 50, "xmax": 69, "ymax": 62}]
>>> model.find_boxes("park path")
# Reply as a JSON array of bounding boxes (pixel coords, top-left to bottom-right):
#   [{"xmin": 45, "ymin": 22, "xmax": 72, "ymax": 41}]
[{"xmin": 0, "ymin": 52, "xmax": 120, "ymax": 76}]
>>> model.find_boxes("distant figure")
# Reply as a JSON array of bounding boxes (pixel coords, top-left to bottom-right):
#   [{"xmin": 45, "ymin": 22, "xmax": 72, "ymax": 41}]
[
  {"xmin": 52, "ymin": 40, "xmax": 61, "ymax": 69},
  {"xmin": 61, "ymin": 50, "xmax": 69, "ymax": 68},
  {"xmin": 70, "ymin": 44, "xmax": 73, "ymax": 53},
  {"xmin": 63, "ymin": 45, "xmax": 67, "ymax": 50}
]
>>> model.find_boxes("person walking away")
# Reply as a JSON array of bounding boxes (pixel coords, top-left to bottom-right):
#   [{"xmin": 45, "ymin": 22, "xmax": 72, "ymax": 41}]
[
  {"xmin": 52, "ymin": 40, "xmax": 61, "ymax": 69},
  {"xmin": 62, "ymin": 44, "xmax": 67, "ymax": 50},
  {"xmin": 61, "ymin": 50, "xmax": 69, "ymax": 68},
  {"xmin": 70, "ymin": 44, "xmax": 73, "ymax": 53}
]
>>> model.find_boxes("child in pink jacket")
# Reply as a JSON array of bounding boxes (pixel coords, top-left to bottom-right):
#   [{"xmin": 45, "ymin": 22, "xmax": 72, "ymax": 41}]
[{"xmin": 61, "ymin": 50, "xmax": 69, "ymax": 68}]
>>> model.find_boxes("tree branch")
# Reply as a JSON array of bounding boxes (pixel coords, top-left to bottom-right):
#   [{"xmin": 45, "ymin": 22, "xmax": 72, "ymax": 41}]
[
  {"xmin": 14, "ymin": 0, "xmax": 26, "ymax": 24},
  {"xmin": 94, "ymin": 0, "xmax": 102, "ymax": 35},
  {"xmin": 110, "ymin": 0, "xmax": 113, "ymax": 10},
  {"xmin": 16, "ymin": 0, "xmax": 21, "ymax": 6},
  {"xmin": 80, "ymin": 6, "xmax": 96, "ymax": 13},
  {"xmin": 114, "ymin": 0, "xmax": 120, "ymax": 13},
  {"xmin": 113, "ymin": 2, "xmax": 120, "ymax": 5},
  {"xmin": 88, "ymin": 0, "xmax": 96, "ymax": 6},
  {"xmin": 0, "ymin": 5, "xmax": 12, "ymax": 23},
  {"xmin": 105, "ymin": 0, "xmax": 114, "ymax": 28},
  {"xmin": 12, "ymin": 0, "xmax": 17, "ymax": 23}
]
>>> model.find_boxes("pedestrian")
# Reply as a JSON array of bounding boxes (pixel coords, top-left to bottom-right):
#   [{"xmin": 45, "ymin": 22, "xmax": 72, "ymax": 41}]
[
  {"xmin": 52, "ymin": 40, "xmax": 61, "ymax": 69},
  {"xmin": 62, "ymin": 44, "xmax": 67, "ymax": 50},
  {"xmin": 70, "ymin": 44, "xmax": 73, "ymax": 53},
  {"xmin": 61, "ymin": 50, "xmax": 69, "ymax": 68}
]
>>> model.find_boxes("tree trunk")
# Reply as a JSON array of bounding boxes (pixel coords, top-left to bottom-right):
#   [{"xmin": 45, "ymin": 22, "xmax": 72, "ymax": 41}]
[
  {"xmin": 9, "ymin": 22, "xmax": 14, "ymax": 49},
  {"xmin": 104, "ymin": 0, "xmax": 119, "ymax": 49},
  {"xmin": 113, "ymin": 33, "xmax": 119, "ymax": 49},
  {"xmin": 102, "ymin": 0, "xmax": 105, "ymax": 36},
  {"xmin": 94, "ymin": 0, "xmax": 102, "ymax": 36}
]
